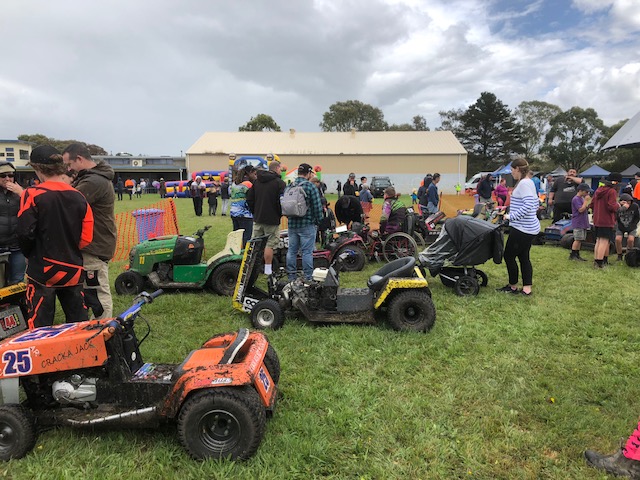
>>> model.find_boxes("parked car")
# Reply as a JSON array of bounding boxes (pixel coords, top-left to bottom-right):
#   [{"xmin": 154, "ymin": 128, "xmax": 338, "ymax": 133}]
[{"xmin": 370, "ymin": 176, "xmax": 393, "ymax": 198}]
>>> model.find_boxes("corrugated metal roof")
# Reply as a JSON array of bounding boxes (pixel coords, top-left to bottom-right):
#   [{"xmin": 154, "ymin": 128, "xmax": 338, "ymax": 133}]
[{"xmin": 187, "ymin": 131, "xmax": 467, "ymax": 156}]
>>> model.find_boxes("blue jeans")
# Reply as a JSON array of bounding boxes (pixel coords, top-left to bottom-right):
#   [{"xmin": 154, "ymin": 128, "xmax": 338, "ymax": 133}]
[
  {"xmin": 0, "ymin": 249, "xmax": 26, "ymax": 285},
  {"xmin": 286, "ymin": 224, "xmax": 317, "ymax": 280}
]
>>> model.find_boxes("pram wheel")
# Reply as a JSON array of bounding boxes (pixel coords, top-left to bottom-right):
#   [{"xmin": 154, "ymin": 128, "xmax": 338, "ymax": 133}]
[
  {"xmin": 474, "ymin": 269, "xmax": 488, "ymax": 287},
  {"xmin": 454, "ymin": 275, "xmax": 479, "ymax": 296}
]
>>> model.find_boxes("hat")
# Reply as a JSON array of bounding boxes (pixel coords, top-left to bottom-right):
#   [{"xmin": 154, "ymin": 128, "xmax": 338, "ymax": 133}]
[
  {"xmin": 577, "ymin": 183, "xmax": 591, "ymax": 192},
  {"xmin": 298, "ymin": 163, "xmax": 313, "ymax": 175},
  {"xmin": 606, "ymin": 172, "xmax": 622, "ymax": 183},
  {"xmin": 30, "ymin": 145, "xmax": 62, "ymax": 165},
  {"xmin": 348, "ymin": 172, "xmax": 355, "ymax": 178},
  {"xmin": 0, "ymin": 162, "xmax": 16, "ymax": 174},
  {"xmin": 620, "ymin": 193, "xmax": 633, "ymax": 202}
]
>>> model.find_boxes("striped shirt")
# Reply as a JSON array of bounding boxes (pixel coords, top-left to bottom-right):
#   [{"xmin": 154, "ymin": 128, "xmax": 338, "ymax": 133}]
[{"xmin": 509, "ymin": 178, "xmax": 540, "ymax": 235}]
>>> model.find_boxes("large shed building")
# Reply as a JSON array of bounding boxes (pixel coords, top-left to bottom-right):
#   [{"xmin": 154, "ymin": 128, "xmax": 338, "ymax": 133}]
[{"xmin": 186, "ymin": 130, "xmax": 467, "ymax": 194}]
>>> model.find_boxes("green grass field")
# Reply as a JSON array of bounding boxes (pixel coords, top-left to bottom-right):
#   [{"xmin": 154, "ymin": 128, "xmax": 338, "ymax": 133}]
[{"xmin": 7, "ymin": 194, "xmax": 640, "ymax": 479}]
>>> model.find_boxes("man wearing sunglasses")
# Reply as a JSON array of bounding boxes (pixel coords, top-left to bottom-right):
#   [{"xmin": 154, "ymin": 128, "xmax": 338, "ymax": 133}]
[{"xmin": 0, "ymin": 162, "xmax": 26, "ymax": 285}]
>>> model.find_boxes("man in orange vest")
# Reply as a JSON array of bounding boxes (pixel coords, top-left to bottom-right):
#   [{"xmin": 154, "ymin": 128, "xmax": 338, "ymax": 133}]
[
  {"xmin": 124, "ymin": 178, "xmax": 135, "ymax": 200},
  {"xmin": 632, "ymin": 172, "xmax": 640, "ymax": 205}
]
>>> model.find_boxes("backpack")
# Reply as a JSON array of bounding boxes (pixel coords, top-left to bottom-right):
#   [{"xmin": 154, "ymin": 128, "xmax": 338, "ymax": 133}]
[{"xmin": 280, "ymin": 183, "xmax": 308, "ymax": 217}]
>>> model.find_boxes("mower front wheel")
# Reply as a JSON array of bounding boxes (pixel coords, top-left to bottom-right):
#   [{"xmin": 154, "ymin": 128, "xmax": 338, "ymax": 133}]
[
  {"xmin": 387, "ymin": 290, "xmax": 436, "ymax": 332},
  {"xmin": 263, "ymin": 344, "xmax": 281, "ymax": 385},
  {"xmin": 251, "ymin": 299, "xmax": 285, "ymax": 330},
  {"xmin": 208, "ymin": 261, "xmax": 241, "ymax": 296},
  {"xmin": 177, "ymin": 387, "xmax": 266, "ymax": 461},
  {"xmin": 0, "ymin": 404, "xmax": 37, "ymax": 461},
  {"xmin": 114, "ymin": 271, "xmax": 145, "ymax": 295}
]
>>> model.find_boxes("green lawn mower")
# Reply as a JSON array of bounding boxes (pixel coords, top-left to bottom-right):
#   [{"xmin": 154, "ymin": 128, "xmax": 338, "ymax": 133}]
[{"xmin": 115, "ymin": 226, "xmax": 244, "ymax": 296}]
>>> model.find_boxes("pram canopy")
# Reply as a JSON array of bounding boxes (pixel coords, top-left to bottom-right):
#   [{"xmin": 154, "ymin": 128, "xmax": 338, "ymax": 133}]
[{"xmin": 419, "ymin": 215, "xmax": 504, "ymax": 274}]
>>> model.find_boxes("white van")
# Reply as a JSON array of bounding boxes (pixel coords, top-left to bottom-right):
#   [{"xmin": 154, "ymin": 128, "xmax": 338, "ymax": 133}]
[{"xmin": 464, "ymin": 172, "xmax": 492, "ymax": 191}]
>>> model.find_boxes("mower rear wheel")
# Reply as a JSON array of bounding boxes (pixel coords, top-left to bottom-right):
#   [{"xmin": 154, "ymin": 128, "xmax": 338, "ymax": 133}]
[
  {"xmin": 208, "ymin": 261, "xmax": 241, "ymax": 296},
  {"xmin": 0, "ymin": 404, "xmax": 37, "ymax": 461},
  {"xmin": 263, "ymin": 344, "xmax": 281, "ymax": 385},
  {"xmin": 454, "ymin": 275, "xmax": 480, "ymax": 296},
  {"xmin": 387, "ymin": 290, "xmax": 436, "ymax": 332},
  {"xmin": 251, "ymin": 299, "xmax": 285, "ymax": 330},
  {"xmin": 114, "ymin": 271, "xmax": 145, "ymax": 295},
  {"xmin": 336, "ymin": 245, "xmax": 366, "ymax": 272},
  {"xmin": 178, "ymin": 387, "xmax": 266, "ymax": 461}
]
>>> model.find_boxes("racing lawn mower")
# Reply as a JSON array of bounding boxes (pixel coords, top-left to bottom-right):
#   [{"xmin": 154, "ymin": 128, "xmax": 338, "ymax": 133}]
[
  {"xmin": 115, "ymin": 226, "xmax": 243, "ymax": 297},
  {"xmin": 0, "ymin": 290, "xmax": 279, "ymax": 461},
  {"xmin": 233, "ymin": 236, "xmax": 436, "ymax": 332}
]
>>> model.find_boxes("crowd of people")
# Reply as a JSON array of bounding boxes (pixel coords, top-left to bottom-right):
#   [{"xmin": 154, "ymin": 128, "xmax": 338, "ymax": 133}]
[{"xmin": 0, "ymin": 143, "xmax": 116, "ymax": 329}]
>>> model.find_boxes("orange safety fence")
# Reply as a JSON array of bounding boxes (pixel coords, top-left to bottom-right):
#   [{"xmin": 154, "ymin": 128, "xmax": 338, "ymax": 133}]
[{"xmin": 112, "ymin": 198, "xmax": 180, "ymax": 261}]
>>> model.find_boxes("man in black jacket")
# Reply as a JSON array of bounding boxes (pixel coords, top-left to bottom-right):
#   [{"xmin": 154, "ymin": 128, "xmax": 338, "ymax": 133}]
[
  {"xmin": 63, "ymin": 143, "xmax": 117, "ymax": 319},
  {"xmin": 247, "ymin": 161, "xmax": 286, "ymax": 275},
  {"xmin": 0, "ymin": 162, "xmax": 25, "ymax": 285}
]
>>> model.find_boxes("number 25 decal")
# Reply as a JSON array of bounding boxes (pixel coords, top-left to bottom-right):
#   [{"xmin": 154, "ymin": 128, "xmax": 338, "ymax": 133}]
[{"xmin": 2, "ymin": 349, "xmax": 32, "ymax": 376}]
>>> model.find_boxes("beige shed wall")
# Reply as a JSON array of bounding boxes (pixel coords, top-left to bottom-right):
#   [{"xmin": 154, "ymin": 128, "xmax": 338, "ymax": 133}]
[{"xmin": 187, "ymin": 153, "xmax": 467, "ymax": 177}]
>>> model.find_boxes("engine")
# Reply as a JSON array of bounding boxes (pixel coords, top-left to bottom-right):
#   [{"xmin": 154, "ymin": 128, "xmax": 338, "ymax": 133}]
[
  {"xmin": 52, "ymin": 375, "xmax": 97, "ymax": 405},
  {"xmin": 281, "ymin": 275, "xmax": 338, "ymax": 311}
]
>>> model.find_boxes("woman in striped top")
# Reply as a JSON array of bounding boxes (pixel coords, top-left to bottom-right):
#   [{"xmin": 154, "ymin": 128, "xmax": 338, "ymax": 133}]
[{"xmin": 496, "ymin": 158, "xmax": 540, "ymax": 296}]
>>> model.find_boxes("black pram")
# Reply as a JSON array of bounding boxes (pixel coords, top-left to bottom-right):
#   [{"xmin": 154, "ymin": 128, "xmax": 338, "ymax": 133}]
[{"xmin": 418, "ymin": 215, "xmax": 504, "ymax": 296}]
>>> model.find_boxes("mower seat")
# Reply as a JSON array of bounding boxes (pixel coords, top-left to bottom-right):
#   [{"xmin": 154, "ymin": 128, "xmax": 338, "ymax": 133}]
[
  {"xmin": 367, "ymin": 256, "xmax": 416, "ymax": 292},
  {"xmin": 208, "ymin": 229, "xmax": 244, "ymax": 265},
  {"xmin": 220, "ymin": 328, "xmax": 250, "ymax": 364}
]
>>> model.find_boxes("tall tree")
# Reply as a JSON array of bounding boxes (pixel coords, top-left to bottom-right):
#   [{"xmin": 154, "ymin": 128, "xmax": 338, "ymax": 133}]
[
  {"xmin": 436, "ymin": 108, "xmax": 464, "ymax": 134},
  {"xmin": 542, "ymin": 107, "xmax": 607, "ymax": 172},
  {"xmin": 320, "ymin": 100, "xmax": 388, "ymax": 132},
  {"xmin": 17, "ymin": 134, "xmax": 107, "ymax": 155},
  {"xmin": 388, "ymin": 115, "xmax": 430, "ymax": 131},
  {"xmin": 598, "ymin": 118, "xmax": 640, "ymax": 172},
  {"xmin": 514, "ymin": 100, "xmax": 562, "ymax": 162},
  {"xmin": 456, "ymin": 92, "xmax": 522, "ymax": 173},
  {"xmin": 238, "ymin": 114, "xmax": 281, "ymax": 132}
]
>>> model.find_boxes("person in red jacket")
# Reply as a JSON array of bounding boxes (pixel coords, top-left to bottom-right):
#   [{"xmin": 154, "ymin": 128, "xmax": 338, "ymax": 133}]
[
  {"xmin": 591, "ymin": 172, "xmax": 622, "ymax": 268},
  {"xmin": 17, "ymin": 145, "xmax": 94, "ymax": 328}
]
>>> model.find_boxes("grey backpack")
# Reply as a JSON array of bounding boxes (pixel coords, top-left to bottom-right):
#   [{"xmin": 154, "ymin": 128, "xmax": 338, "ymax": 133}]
[{"xmin": 280, "ymin": 183, "xmax": 308, "ymax": 217}]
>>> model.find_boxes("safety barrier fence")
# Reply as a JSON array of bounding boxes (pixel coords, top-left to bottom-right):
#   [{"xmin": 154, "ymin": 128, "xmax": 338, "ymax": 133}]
[{"xmin": 112, "ymin": 198, "xmax": 180, "ymax": 261}]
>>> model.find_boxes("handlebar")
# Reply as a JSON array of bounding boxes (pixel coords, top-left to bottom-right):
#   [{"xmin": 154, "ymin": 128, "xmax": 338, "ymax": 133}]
[
  {"xmin": 116, "ymin": 289, "xmax": 164, "ymax": 324},
  {"xmin": 194, "ymin": 225, "xmax": 212, "ymax": 238}
]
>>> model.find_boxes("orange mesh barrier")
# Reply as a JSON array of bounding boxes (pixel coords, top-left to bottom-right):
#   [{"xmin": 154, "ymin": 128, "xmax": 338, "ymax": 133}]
[{"xmin": 113, "ymin": 198, "xmax": 180, "ymax": 261}]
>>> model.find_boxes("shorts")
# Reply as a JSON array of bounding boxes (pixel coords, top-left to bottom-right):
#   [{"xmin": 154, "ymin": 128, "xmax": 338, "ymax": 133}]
[
  {"xmin": 594, "ymin": 226, "xmax": 614, "ymax": 239},
  {"xmin": 252, "ymin": 223, "xmax": 280, "ymax": 249},
  {"xmin": 573, "ymin": 228, "xmax": 587, "ymax": 241},
  {"xmin": 616, "ymin": 228, "xmax": 637, "ymax": 237}
]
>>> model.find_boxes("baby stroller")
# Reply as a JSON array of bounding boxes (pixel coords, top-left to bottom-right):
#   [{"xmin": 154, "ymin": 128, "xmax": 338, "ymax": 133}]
[{"xmin": 418, "ymin": 215, "xmax": 504, "ymax": 296}]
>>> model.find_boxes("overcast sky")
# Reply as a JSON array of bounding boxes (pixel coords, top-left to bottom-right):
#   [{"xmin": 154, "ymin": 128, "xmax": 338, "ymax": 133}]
[{"xmin": 1, "ymin": 0, "xmax": 638, "ymax": 155}]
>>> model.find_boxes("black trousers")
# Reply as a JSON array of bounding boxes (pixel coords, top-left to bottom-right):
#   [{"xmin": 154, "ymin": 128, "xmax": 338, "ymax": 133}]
[
  {"xmin": 552, "ymin": 202, "xmax": 572, "ymax": 223},
  {"xmin": 504, "ymin": 227, "xmax": 535, "ymax": 286},
  {"xmin": 26, "ymin": 280, "xmax": 88, "ymax": 329}
]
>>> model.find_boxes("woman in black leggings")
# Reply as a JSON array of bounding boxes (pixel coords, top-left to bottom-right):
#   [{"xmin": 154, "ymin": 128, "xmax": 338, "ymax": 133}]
[{"xmin": 496, "ymin": 158, "xmax": 540, "ymax": 296}]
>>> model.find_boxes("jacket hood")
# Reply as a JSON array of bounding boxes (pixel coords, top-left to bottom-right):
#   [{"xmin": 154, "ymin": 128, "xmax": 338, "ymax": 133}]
[
  {"xmin": 593, "ymin": 184, "xmax": 614, "ymax": 199},
  {"xmin": 256, "ymin": 170, "xmax": 280, "ymax": 184},
  {"xmin": 77, "ymin": 161, "xmax": 115, "ymax": 182}
]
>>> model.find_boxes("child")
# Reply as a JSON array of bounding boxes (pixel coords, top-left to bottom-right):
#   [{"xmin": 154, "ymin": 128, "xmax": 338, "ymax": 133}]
[
  {"xmin": 208, "ymin": 181, "xmax": 220, "ymax": 216},
  {"xmin": 615, "ymin": 193, "xmax": 640, "ymax": 261},
  {"xmin": 17, "ymin": 146, "xmax": 94, "ymax": 328},
  {"xmin": 379, "ymin": 187, "xmax": 406, "ymax": 235},
  {"xmin": 359, "ymin": 183, "xmax": 373, "ymax": 219},
  {"xmin": 411, "ymin": 189, "xmax": 418, "ymax": 206},
  {"xmin": 569, "ymin": 183, "xmax": 592, "ymax": 261}
]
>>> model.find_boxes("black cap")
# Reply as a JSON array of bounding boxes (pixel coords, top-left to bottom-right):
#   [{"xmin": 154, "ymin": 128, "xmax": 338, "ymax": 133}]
[
  {"xmin": 30, "ymin": 145, "xmax": 62, "ymax": 164},
  {"xmin": 620, "ymin": 193, "xmax": 633, "ymax": 202},
  {"xmin": 298, "ymin": 163, "xmax": 313, "ymax": 175},
  {"xmin": 577, "ymin": 183, "xmax": 591, "ymax": 192},
  {"xmin": 606, "ymin": 172, "xmax": 622, "ymax": 183}
]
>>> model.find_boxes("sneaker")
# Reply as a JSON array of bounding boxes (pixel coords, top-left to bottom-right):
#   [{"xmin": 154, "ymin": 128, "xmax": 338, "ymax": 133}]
[
  {"xmin": 519, "ymin": 290, "xmax": 533, "ymax": 296},
  {"xmin": 575, "ymin": 255, "xmax": 587, "ymax": 262},
  {"xmin": 584, "ymin": 449, "xmax": 640, "ymax": 479},
  {"xmin": 496, "ymin": 285, "xmax": 518, "ymax": 293}
]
